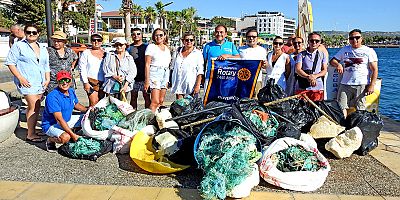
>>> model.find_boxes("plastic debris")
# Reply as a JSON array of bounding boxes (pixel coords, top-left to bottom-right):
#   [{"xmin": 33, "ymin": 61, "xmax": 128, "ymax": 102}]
[
  {"xmin": 89, "ymin": 103, "xmax": 125, "ymax": 131},
  {"xmin": 274, "ymin": 145, "xmax": 324, "ymax": 172},
  {"xmin": 325, "ymin": 127, "xmax": 363, "ymax": 159}
]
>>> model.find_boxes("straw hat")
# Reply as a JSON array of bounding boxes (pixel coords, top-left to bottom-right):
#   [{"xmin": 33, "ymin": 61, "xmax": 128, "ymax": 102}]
[{"xmin": 51, "ymin": 31, "xmax": 68, "ymax": 40}]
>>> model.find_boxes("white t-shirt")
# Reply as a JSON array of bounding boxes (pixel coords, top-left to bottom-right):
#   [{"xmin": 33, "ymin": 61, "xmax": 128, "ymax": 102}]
[
  {"xmin": 145, "ymin": 43, "xmax": 171, "ymax": 68},
  {"xmin": 238, "ymin": 45, "xmax": 267, "ymax": 81},
  {"xmin": 266, "ymin": 52, "xmax": 289, "ymax": 89},
  {"xmin": 78, "ymin": 49, "xmax": 105, "ymax": 82},
  {"xmin": 333, "ymin": 45, "xmax": 378, "ymax": 85}
]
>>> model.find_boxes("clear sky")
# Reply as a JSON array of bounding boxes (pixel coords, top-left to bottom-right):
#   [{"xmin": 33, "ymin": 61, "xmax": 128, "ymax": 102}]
[{"xmin": 99, "ymin": 0, "xmax": 400, "ymax": 32}]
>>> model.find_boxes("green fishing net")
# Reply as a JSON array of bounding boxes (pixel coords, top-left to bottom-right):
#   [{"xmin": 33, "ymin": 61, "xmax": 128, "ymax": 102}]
[
  {"xmin": 118, "ymin": 109, "xmax": 155, "ymax": 131},
  {"xmin": 274, "ymin": 145, "xmax": 324, "ymax": 172},
  {"xmin": 69, "ymin": 137, "xmax": 101, "ymax": 158},
  {"xmin": 196, "ymin": 122, "xmax": 261, "ymax": 200},
  {"xmin": 243, "ymin": 110, "xmax": 278, "ymax": 137},
  {"xmin": 174, "ymin": 95, "xmax": 193, "ymax": 107},
  {"xmin": 89, "ymin": 103, "xmax": 125, "ymax": 131}
]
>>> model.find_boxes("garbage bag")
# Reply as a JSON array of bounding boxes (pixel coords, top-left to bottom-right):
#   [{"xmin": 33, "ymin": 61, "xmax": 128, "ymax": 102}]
[
  {"xmin": 152, "ymin": 128, "xmax": 196, "ymax": 166},
  {"xmin": 269, "ymin": 98, "xmax": 317, "ymax": 133},
  {"xmin": 58, "ymin": 137, "xmax": 113, "ymax": 161},
  {"xmin": 259, "ymin": 137, "xmax": 330, "ymax": 192},
  {"xmin": 345, "ymin": 110, "xmax": 384, "ymax": 155},
  {"xmin": 118, "ymin": 109, "xmax": 156, "ymax": 132},
  {"xmin": 314, "ymin": 100, "xmax": 346, "ymax": 126},
  {"xmin": 170, "ymin": 95, "xmax": 204, "ymax": 117},
  {"xmin": 276, "ymin": 122, "xmax": 301, "ymax": 140},
  {"xmin": 257, "ymin": 78, "xmax": 287, "ymax": 103}
]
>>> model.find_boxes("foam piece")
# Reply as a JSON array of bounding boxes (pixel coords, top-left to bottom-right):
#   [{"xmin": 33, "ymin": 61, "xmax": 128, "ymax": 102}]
[
  {"xmin": 325, "ymin": 127, "xmax": 363, "ymax": 159},
  {"xmin": 309, "ymin": 116, "xmax": 346, "ymax": 139}
]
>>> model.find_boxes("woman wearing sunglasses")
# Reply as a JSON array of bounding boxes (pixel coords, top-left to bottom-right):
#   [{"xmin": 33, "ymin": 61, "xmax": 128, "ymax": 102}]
[
  {"xmin": 144, "ymin": 28, "xmax": 171, "ymax": 112},
  {"xmin": 78, "ymin": 33, "xmax": 105, "ymax": 106},
  {"xmin": 170, "ymin": 32, "xmax": 203, "ymax": 99},
  {"xmin": 102, "ymin": 38, "xmax": 137, "ymax": 98},
  {"xmin": 5, "ymin": 24, "xmax": 50, "ymax": 142},
  {"xmin": 265, "ymin": 36, "xmax": 291, "ymax": 94}
]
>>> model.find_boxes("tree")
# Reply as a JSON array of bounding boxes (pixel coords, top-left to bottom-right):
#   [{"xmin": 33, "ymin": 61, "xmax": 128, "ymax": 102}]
[
  {"xmin": 155, "ymin": 1, "xmax": 166, "ymax": 29},
  {"xmin": 144, "ymin": 6, "xmax": 156, "ymax": 33},
  {"xmin": 132, "ymin": 4, "xmax": 144, "ymax": 25},
  {"xmin": 0, "ymin": 8, "xmax": 14, "ymax": 28},
  {"xmin": 10, "ymin": 0, "xmax": 47, "ymax": 30}
]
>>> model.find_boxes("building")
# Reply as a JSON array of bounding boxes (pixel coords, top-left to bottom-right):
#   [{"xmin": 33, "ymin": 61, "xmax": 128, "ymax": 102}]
[
  {"xmin": 256, "ymin": 11, "xmax": 296, "ymax": 39},
  {"xmin": 236, "ymin": 15, "xmax": 257, "ymax": 34}
]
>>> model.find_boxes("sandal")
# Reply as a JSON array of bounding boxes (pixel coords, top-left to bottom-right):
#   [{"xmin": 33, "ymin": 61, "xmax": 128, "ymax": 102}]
[
  {"xmin": 36, "ymin": 132, "xmax": 46, "ymax": 136},
  {"xmin": 26, "ymin": 137, "xmax": 46, "ymax": 143}
]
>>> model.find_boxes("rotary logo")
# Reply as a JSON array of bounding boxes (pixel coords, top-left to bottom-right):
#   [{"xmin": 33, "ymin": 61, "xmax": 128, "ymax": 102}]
[{"xmin": 237, "ymin": 68, "xmax": 251, "ymax": 81}]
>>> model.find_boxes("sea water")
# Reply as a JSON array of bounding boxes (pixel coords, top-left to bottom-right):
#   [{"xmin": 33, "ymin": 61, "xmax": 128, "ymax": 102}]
[{"xmin": 328, "ymin": 48, "xmax": 400, "ymax": 121}]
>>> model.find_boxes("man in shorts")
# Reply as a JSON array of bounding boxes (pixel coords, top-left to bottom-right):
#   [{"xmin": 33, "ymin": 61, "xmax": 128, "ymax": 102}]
[
  {"xmin": 42, "ymin": 70, "xmax": 88, "ymax": 152},
  {"xmin": 330, "ymin": 29, "xmax": 378, "ymax": 116},
  {"xmin": 127, "ymin": 28, "xmax": 150, "ymax": 109}
]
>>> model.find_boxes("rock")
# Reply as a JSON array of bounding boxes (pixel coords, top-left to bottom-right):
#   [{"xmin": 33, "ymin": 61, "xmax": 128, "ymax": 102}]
[
  {"xmin": 325, "ymin": 127, "xmax": 363, "ymax": 159},
  {"xmin": 309, "ymin": 116, "xmax": 346, "ymax": 139}
]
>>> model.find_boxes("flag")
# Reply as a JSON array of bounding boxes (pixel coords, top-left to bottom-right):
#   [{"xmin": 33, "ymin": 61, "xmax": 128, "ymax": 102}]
[{"xmin": 204, "ymin": 59, "xmax": 262, "ymax": 105}]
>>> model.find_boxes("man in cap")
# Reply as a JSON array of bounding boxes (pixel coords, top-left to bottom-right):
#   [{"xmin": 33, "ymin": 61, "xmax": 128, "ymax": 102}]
[
  {"xmin": 46, "ymin": 31, "xmax": 78, "ymax": 93},
  {"xmin": 42, "ymin": 70, "xmax": 88, "ymax": 152}
]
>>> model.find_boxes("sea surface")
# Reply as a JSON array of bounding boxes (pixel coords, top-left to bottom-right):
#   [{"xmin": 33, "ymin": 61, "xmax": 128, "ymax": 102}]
[{"xmin": 328, "ymin": 48, "xmax": 400, "ymax": 121}]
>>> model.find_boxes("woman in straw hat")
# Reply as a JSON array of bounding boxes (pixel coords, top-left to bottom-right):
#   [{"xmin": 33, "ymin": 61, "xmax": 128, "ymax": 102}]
[{"xmin": 46, "ymin": 31, "xmax": 78, "ymax": 93}]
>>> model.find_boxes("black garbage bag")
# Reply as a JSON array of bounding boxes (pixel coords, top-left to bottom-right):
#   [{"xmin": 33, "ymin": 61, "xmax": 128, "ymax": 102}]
[
  {"xmin": 314, "ymin": 100, "xmax": 346, "ymax": 126},
  {"xmin": 152, "ymin": 128, "xmax": 196, "ymax": 166},
  {"xmin": 170, "ymin": 96, "xmax": 204, "ymax": 117},
  {"xmin": 257, "ymin": 78, "xmax": 287, "ymax": 103},
  {"xmin": 268, "ymin": 98, "xmax": 317, "ymax": 133},
  {"xmin": 345, "ymin": 110, "xmax": 384, "ymax": 155},
  {"xmin": 58, "ymin": 137, "xmax": 113, "ymax": 161},
  {"xmin": 276, "ymin": 122, "xmax": 301, "ymax": 140},
  {"xmin": 219, "ymin": 104, "xmax": 276, "ymax": 147}
]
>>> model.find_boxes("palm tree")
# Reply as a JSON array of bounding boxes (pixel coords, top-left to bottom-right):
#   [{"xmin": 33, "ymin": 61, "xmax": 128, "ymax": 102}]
[
  {"xmin": 144, "ymin": 6, "xmax": 156, "ymax": 34},
  {"xmin": 155, "ymin": 1, "xmax": 166, "ymax": 29},
  {"xmin": 132, "ymin": 4, "xmax": 143, "ymax": 25}
]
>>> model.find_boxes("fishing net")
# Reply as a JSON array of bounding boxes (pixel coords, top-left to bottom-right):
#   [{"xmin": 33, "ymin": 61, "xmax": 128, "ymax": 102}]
[
  {"xmin": 196, "ymin": 121, "xmax": 261, "ymax": 200},
  {"xmin": 89, "ymin": 103, "xmax": 125, "ymax": 131},
  {"xmin": 273, "ymin": 145, "xmax": 324, "ymax": 172},
  {"xmin": 69, "ymin": 137, "xmax": 101, "ymax": 158},
  {"xmin": 243, "ymin": 110, "xmax": 278, "ymax": 137},
  {"xmin": 118, "ymin": 109, "xmax": 155, "ymax": 131}
]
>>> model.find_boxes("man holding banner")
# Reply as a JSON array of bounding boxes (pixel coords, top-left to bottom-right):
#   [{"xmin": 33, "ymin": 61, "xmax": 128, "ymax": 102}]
[{"xmin": 203, "ymin": 25, "xmax": 240, "ymax": 89}]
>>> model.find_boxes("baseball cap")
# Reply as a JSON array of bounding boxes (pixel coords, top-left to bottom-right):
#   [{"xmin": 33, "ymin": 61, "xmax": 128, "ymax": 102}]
[
  {"xmin": 56, "ymin": 70, "xmax": 72, "ymax": 81},
  {"xmin": 91, "ymin": 33, "xmax": 103, "ymax": 40},
  {"xmin": 113, "ymin": 37, "xmax": 128, "ymax": 45}
]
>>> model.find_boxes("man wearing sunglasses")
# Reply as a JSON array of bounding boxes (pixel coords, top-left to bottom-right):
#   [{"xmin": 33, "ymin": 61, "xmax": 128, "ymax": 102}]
[
  {"xmin": 42, "ymin": 70, "xmax": 88, "ymax": 152},
  {"xmin": 295, "ymin": 32, "xmax": 328, "ymax": 101},
  {"xmin": 127, "ymin": 28, "xmax": 150, "ymax": 109},
  {"xmin": 330, "ymin": 29, "xmax": 378, "ymax": 116}
]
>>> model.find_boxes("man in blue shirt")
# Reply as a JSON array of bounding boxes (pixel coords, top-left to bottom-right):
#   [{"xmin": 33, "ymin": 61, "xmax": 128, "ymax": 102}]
[
  {"xmin": 42, "ymin": 70, "xmax": 88, "ymax": 152},
  {"xmin": 203, "ymin": 25, "xmax": 240, "ymax": 87}
]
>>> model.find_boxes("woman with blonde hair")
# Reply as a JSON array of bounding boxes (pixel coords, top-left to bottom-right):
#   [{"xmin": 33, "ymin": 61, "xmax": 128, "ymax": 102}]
[{"xmin": 144, "ymin": 28, "xmax": 171, "ymax": 112}]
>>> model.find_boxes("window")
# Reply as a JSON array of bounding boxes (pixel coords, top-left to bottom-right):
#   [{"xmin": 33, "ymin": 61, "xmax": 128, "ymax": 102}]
[{"xmin": 109, "ymin": 18, "xmax": 123, "ymax": 29}]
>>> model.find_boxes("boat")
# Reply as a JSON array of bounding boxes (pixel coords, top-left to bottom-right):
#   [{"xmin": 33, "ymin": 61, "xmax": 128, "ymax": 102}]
[{"xmin": 0, "ymin": 90, "xmax": 19, "ymax": 143}]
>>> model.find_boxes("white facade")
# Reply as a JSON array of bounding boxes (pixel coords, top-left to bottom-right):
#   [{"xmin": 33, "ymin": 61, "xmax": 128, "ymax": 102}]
[
  {"xmin": 256, "ymin": 12, "xmax": 295, "ymax": 39},
  {"xmin": 236, "ymin": 15, "xmax": 257, "ymax": 32}
]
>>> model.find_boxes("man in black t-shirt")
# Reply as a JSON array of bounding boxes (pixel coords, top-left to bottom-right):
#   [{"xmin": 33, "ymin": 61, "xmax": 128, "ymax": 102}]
[{"xmin": 128, "ymin": 28, "xmax": 150, "ymax": 109}]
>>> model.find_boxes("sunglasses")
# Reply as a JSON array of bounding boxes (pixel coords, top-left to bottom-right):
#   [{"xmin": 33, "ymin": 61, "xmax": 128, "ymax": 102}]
[
  {"xmin": 246, "ymin": 36, "xmax": 257, "ymax": 39},
  {"xmin": 114, "ymin": 43, "xmax": 125, "ymax": 47},
  {"xmin": 91, "ymin": 39, "xmax": 103, "ymax": 42},
  {"xmin": 273, "ymin": 42, "xmax": 284, "ymax": 46},
  {"xmin": 293, "ymin": 42, "xmax": 302, "ymax": 44},
  {"xmin": 58, "ymin": 78, "xmax": 71, "ymax": 84},
  {"xmin": 349, "ymin": 36, "xmax": 362, "ymax": 41},
  {"xmin": 155, "ymin": 34, "xmax": 164, "ymax": 37},
  {"xmin": 309, "ymin": 39, "xmax": 321, "ymax": 43},
  {"xmin": 184, "ymin": 39, "xmax": 194, "ymax": 42},
  {"xmin": 25, "ymin": 31, "xmax": 38, "ymax": 35},
  {"xmin": 132, "ymin": 32, "xmax": 141, "ymax": 36}
]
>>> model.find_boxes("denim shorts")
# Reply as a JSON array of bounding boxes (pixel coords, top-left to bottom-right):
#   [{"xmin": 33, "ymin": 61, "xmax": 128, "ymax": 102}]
[
  {"xmin": 149, "ymin": 66, "xmax": 169, "ymax": 89},
  {"xmin": 45, "ymin": 114, "xmax": 83, "ymax": 138}
]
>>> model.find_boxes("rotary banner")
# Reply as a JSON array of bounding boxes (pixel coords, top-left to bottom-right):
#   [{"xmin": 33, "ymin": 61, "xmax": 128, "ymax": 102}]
[{"xmin": 203, "ymin": 59, "xmax": 262, "ymax": 105}]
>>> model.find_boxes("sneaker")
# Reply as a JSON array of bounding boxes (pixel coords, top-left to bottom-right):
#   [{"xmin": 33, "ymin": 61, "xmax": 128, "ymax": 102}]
[{"xmin": 46, "ymin": 139, "xmax": 57, "ymax": 153}]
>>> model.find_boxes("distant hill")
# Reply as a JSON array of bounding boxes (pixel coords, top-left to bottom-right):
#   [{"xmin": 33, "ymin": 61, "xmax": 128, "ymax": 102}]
[{"xmin": 319, "ymin": 31, "xmax": 400, "ymax": 37}]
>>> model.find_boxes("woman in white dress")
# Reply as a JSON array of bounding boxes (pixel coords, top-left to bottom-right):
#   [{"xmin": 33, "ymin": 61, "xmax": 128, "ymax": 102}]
[
  {"xmin": 265, "ymin": 36, "xmax": 291, "ymax": 95},
  {"xmin": 170, "ymin": 32, "xmax": 203, "ymax": 99},
  {"xmin": 144, "ymin": 28, "xmax": 172, "ymax": 112}
]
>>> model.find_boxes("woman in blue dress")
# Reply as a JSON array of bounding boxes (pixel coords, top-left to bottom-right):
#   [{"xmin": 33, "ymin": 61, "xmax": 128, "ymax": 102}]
[{"xmin": 5, "ymin": 24, "xmax": 50, "ymax": 142}]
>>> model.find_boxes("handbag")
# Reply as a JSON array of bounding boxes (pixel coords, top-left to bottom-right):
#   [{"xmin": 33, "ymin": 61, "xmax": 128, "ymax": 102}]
[
  {"xmin": 111, "ymin": 55, "xmax": 122, "ymax": 93},
  {"xmin": 295, "ymin": 50, "xmax": 319, "ymax": 89}
]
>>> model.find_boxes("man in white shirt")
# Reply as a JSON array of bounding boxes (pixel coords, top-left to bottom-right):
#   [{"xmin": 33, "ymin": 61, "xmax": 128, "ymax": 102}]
[
  {"xmin": 238, "ymin": 29, "xmax": 267, "ymax": 97},
  {"xmin": 330, "ymin": 29, "xmax": 378, "ymax": 116}
]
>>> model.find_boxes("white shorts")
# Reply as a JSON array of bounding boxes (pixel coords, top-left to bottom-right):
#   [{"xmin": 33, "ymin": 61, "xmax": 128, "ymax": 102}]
[{"xmin": 45, "ymin": 114, "xmax": 83, "ymax": 138}]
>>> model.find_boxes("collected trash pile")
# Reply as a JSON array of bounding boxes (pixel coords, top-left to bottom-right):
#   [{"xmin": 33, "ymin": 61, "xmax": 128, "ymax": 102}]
[{"xmin": 54, "ymin": 81, "xmax": 384, "ymax": 199}]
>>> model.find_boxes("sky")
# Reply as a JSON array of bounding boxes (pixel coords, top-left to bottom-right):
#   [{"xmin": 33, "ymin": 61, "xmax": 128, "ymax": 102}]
[{"xmin": 99, "ymin": 0, "xmax": 400, "ymax": 32}]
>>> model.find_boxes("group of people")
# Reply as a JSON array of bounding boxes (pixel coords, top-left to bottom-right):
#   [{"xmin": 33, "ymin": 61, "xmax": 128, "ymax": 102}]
[{"xmin": 5, "ymin": 23, "xmax": 378, "ymax": 152}]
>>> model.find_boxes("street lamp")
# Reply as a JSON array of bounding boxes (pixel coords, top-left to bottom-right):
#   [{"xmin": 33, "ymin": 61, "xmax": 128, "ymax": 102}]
[{"xmin": 160, "ymin": 1, "xmax": 173, "ymax": 30}]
